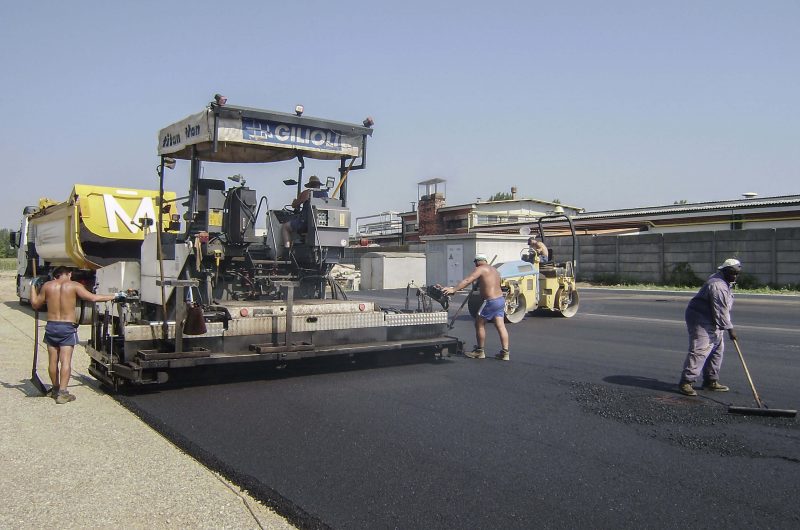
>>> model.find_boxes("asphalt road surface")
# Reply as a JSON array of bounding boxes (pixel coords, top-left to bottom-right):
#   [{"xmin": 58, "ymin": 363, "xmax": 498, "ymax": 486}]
[{"xmin": 118, "ymin": 289, "xmax": 800, "ymax": 529}]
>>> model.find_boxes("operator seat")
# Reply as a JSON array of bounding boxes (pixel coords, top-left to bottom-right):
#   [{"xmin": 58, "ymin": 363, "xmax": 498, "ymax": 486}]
[
  {"xmin": 286, "ymin": 188, "xmax": 330, "ymax": 245},
  {"xmin": 288, "ymin": 197, "xmax": 315, "ymax": 246}
]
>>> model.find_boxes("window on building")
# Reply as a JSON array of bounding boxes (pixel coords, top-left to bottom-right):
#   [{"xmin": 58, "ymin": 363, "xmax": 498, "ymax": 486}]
[{"xmin": 445, "ymin": 218, "xmax": 467, "ymax": 230}]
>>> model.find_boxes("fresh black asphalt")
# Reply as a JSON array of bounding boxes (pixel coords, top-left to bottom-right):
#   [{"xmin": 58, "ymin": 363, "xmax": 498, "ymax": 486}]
[{"xmin": 117, "ymin": 289, "xmax": 800, "ymax": 529}]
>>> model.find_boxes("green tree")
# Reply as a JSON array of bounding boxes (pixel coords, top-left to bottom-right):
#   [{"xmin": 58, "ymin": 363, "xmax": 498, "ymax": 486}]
[
  {"xmin": 673, "ymin": 199, "xmax": 688, "ymax": 205},
  {"xmin": 0, "ymin": 229, "xmax": 12, "ymax": 258},
  {"xmin": 488, "ymin": 192, "xmax": 512, "ymax": 201}
]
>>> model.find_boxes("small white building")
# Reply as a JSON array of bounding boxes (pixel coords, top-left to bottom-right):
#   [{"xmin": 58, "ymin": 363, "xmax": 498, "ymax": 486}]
[
  {"xmin": 359, "ymin": 252, "xmax": 427, "ymax": 290},
  {"xmin": 422, "ymin": 233, "xmax": 530, "ymax": 287}
]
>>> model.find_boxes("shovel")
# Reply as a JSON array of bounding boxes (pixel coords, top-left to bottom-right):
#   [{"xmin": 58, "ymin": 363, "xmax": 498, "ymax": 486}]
[
  {"xmin": 447, "ymin": 287, "xmax": 474, "ymax": 329},
  {"xmin": 727, "ymin": 338, "xmax": 796, "ymax": 418},
  {"xmin": 31, "ymin": 310, "xmax": 50, "ymax": 395}
]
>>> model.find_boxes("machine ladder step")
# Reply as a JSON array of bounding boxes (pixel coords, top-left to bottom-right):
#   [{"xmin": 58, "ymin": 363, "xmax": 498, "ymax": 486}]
[{"xmin": 249, "ymin": 343, "xmax": 314, "ymax": 354}]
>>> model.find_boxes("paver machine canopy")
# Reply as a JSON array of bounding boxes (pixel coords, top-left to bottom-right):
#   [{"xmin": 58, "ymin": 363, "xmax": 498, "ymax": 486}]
[{"xmin": 155, "ymin": 96, "xmax": 374, "ymax": 307}]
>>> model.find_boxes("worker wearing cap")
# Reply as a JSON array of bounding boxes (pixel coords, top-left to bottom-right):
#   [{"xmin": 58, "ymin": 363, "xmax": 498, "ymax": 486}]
[
  {"xmin": 678, "ymin": 258, "xmax": 742, "ymax": 396},
  {"xmin": 281, "ymin": 175, "xmax": 329, "ymax": 252},
  {"xmin": 443, "ymin": 254, "xmax": 510, "ymax": 361}
]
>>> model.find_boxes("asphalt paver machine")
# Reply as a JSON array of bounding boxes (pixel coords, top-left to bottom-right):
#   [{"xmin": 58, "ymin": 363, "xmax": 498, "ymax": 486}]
[{"xmin": 87, "ymin": 97, "xmax": 459, "ymax": 388}]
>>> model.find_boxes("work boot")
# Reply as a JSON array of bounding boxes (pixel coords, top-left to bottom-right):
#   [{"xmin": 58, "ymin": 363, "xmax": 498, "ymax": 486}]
[
  {"xmin": 678, "ymin": 382, "xmax": 697, "ymax": 396},
  {"xmin": 702, "ymin": 380, "xmax": 730, "ymax": 392},
  {"xmin": 46, "ymin": 386, "xmax": 59, "ymax": 399},
  {"xmin": 494, "ymin": 349, "xmax": 510, "ymax": 361},
  {"xmin": 464, "ymin": 347, "xmax": 485, "ymax": 359},
  {"xmin": 55, "ymin": 391, "xmax": 76, "ymax": 404}
]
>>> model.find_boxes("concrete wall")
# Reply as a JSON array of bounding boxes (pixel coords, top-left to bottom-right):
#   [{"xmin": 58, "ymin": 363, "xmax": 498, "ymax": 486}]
[
  {"xmin": 546, "ymin": 227, "xmax": 800, "ymax": 287},
  {"xmin": 359, "ymin": 252, "xmax": 427, "ymax": 290}
]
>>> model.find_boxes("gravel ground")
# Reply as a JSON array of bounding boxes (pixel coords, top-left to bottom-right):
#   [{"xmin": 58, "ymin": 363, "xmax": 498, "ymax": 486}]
[{"xmin": 0, "ymin": 271, "xmax": 294, "ymax": 530}]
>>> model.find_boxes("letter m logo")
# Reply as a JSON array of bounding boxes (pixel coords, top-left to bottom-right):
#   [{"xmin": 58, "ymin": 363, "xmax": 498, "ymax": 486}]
[{"xmin": 103, "ymin": 194, "xmax": 156, "ymax": 234}]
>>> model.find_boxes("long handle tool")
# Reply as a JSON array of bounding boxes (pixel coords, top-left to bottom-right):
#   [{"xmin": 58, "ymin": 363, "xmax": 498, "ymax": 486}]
[
  {"xmin": 331, "ymin": 156, "xmax": 358, "ymax": 199},
  {"xmin": 447, "ymin": 288, "xmax": 474, "ymax": 330},
  {"xmin": 727, "ymin": 338, "xmax": 796, "ymax": 418},
  {"xmin": 31, "ymin": 310, "xmax": 49, "ymax": 395},
  {"xmin": 447, "ymin": 254, "xmax": 497, "ymax": 329}
]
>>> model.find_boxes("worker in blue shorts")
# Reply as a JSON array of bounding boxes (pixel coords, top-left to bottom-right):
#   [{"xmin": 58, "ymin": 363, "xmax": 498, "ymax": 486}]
[
  {"xmin": 31, "ymin": 266, "xmax": 124, "ymax": 404},
  {"xmin": 443, "ymin": 254, "xmax": 510, "ymax": 361}
]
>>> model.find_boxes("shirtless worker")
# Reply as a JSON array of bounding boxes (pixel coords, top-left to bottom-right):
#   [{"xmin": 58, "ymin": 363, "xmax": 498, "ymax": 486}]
[
  {"xmin": 30, "ymin": 266, "xmax": 124, "ymax": 404},
  {"xmin": 443, "ymin": 254, "xmax": 510, "ymax": 361},
  {"xmin": 527, "ymin": 235, "xmax": 549, "ymax": 264}
]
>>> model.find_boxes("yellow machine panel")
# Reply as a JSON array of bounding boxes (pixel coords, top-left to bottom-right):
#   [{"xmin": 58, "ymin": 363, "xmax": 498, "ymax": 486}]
[{"xmin": 29, "ymin": 184, "xmax": 176, "ymax": 270}]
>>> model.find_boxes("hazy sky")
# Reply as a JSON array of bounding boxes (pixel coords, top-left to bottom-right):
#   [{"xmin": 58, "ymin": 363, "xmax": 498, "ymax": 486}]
[{"xmin": 1, "ymin": 0, "xmax": 797, "ymax": 230}]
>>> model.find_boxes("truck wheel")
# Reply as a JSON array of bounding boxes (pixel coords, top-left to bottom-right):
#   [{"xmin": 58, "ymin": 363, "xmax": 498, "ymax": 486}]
[
  {"xmin": 504, "ymin": 293, "xmax": 527, "ymax": 324},
  {"xmin": 555, "ymin": 288, "xmax": 579, "ymax": 318},
  {"xmin": 467, "ymin": 292, "xmax": 482, "ymax": 318}
]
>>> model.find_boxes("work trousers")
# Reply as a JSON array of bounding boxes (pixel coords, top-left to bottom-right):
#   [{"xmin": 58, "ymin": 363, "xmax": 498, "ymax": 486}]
[{"xmin": 680, "ymin": 317, "xmax": 724, "ymax": 384}]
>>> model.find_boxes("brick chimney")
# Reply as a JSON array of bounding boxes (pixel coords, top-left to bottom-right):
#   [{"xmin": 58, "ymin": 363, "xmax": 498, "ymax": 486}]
[{"xmin": 417, "ymin": 192, "xmax": 445, "ymax": 236}]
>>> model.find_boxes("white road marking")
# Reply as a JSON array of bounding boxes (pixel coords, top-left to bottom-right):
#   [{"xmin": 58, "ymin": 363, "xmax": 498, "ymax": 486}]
[{"xmin": 579, "ymin": 312, "xmax": 800, "ymax": 334}]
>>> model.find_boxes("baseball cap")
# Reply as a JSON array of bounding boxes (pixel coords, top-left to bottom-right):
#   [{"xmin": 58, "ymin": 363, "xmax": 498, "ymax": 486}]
[
  {"xmin": 474, "ymin": 254, "xmax": 488, "ymax": 263},
  {"xmin": 717, "ymin": 258, "xmax": 742, "ymax": 271}
]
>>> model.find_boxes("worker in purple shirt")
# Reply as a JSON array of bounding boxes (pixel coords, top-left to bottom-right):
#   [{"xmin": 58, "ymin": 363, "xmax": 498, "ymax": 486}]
[{"xmin": 678, "ymin": 258, "xmax": 741, "ymax": 396}]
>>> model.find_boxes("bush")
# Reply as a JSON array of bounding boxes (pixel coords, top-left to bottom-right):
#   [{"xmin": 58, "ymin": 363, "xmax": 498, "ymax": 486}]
[
  {"xmin": 581, "ymin": 273, "xmax": 621, "ymax": 285},
  {"xmin": 579, "ymin": 269, "xmax": 799, "ymax": 292},
  {"xmin": 666, "ymin": 262, "xmax": 702, "ymax": 287},
  {"xmin": 734, "ymin": 272, "xmax": 763, "ymax": 290},
  {"xmin": 583, "ymin": 273, "xmax": 646, "ymax": 286},
  {"xmin": 0, "ymin": 229, "xmax": 13, "ymax": 258}
]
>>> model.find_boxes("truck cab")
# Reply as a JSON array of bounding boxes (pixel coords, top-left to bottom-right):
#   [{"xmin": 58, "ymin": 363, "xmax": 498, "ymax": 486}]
[{"xmin": 11, "ymin": 206, "xmax": 37, "ymax": 303}]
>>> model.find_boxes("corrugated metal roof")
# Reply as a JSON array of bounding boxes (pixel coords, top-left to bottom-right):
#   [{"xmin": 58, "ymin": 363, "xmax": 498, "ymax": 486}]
[
  {"xmin": 576, "ymin": 194, "xmax": 800, "ymax": 220},
  {"xmin": 437, "ymin": 198, "xmax": 581, "ymax": 213}
]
